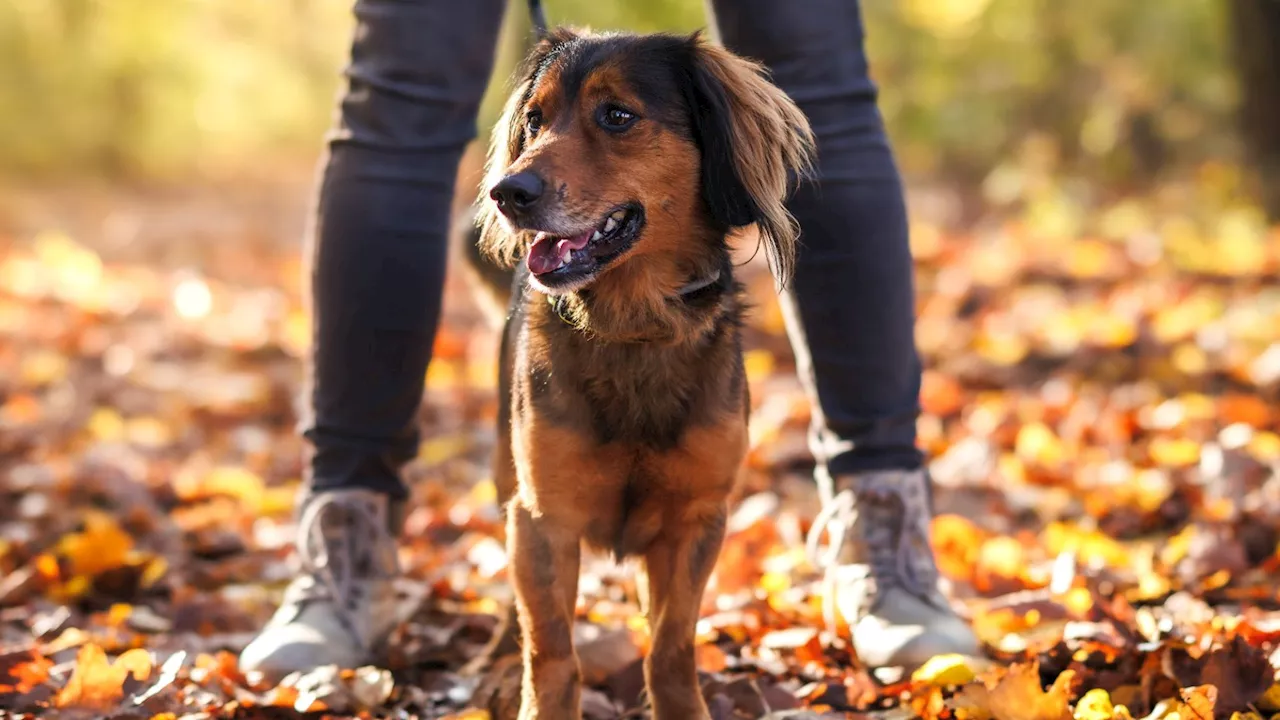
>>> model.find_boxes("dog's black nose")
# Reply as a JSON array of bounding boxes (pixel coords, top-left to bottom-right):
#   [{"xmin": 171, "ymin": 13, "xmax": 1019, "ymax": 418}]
[{"xmin": 490, "ymin": 171, "xmax": 545, "ymax": 214}]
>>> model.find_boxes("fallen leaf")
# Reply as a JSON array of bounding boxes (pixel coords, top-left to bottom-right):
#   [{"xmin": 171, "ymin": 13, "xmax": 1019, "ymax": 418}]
[
  {"xmin": 55, "ymin": 643, "xmax": 151, "ymax": 710},
  {"xmin": 985, "ymin": 662, "xmax": 1074, "ymax": 720},
  {"xmin": 913, "ymin": 653, "xmax": 979, "ymax": 687},
  {"xmin": 1073, "ymin": 688, "xmax": 1114, "ymax": 720}
]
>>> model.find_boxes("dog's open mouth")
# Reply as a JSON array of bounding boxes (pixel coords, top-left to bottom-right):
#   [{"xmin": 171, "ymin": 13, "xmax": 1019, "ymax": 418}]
[{"xmin": 526, "ymin": 205, "xmax": 644, "ymax": 287}]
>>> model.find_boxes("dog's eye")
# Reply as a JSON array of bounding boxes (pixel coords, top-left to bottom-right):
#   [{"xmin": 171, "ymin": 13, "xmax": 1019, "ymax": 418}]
[
  {"xmin": 597, "ymin": 105, "xmax": 637, "ymax": 132},
  {"xmin": 526, "ymin": 110, "xmax": 543, "ymax": 136}
]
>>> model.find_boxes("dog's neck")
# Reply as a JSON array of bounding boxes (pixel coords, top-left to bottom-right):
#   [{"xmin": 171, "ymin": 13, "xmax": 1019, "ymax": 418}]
[{"xmin": 543, "ymin": 253, "xmax": 733, "ymax": 345}]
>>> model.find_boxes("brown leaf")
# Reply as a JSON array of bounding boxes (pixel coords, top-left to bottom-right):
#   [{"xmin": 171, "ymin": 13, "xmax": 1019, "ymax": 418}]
[{"xmin": 1198, "ymin": 635, "xmax": 1273, "ymax": 715}]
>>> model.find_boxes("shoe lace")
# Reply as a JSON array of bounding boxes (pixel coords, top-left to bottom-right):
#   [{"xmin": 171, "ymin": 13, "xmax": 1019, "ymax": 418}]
[
  {"xmin": 285, "ymin": 493, "xmax": 392, "ymax": 626},
  {"xmin": 805, "ymin": 486, "xmax": 937, "ymax": 603}
]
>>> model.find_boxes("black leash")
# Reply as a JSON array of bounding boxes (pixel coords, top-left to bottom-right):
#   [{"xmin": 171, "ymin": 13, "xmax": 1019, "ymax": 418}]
[{"xmin": 528, "ymin": 0, "xmax": 549, "ymax": 39}]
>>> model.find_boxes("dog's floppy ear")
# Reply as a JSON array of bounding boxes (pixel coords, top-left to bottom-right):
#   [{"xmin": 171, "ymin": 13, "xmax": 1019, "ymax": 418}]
[
  {"xmin": 476, "ymin": 28, "xmax": 580, "ymax": 268},
  {"xmin": 682, "ymin": 33, "xmax": 815, "ymax": 287}
]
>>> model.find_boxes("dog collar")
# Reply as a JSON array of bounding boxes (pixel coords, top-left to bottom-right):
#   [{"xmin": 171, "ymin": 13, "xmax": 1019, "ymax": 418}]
[
  {"xmin": 674, "ymin": 269, "xmax": 722, "ymax": 296},
  {"xmin": 546, "ymin": 267, "xmax": 727, "ymax": 325}
]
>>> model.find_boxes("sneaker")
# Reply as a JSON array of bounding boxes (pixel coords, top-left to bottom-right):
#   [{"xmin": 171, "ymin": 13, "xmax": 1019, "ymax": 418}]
[
  {"xmin": 238, "ymin": 488, "xmax": 403, "ymax": 680},
  {"xmin": 806, "ymin": 468, "xmax": 980, "ymax": 669}
]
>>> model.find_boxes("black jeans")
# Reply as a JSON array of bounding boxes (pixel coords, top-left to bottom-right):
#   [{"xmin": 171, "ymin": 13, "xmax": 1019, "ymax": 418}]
[{"xmin": 302, "ymin": 0, "xmax": 924, "ymax": 502}]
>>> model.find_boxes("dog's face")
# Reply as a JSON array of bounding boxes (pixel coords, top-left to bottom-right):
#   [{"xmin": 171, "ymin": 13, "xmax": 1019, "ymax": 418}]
[{"xmin": 478, "ymin": 30, "xmax": 814, "ymax": 296}]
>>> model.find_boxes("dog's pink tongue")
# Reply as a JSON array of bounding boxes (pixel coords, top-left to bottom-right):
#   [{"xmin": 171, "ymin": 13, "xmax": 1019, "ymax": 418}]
[{"xmin": 527, "ymin": 231, "xmax": 593, "ymax": 275}]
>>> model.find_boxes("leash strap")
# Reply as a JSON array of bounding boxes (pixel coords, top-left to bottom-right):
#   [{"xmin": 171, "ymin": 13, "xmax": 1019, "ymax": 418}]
[{"xmin": 528, "ymin": 0, "xmax": 549, "ymax": 39}]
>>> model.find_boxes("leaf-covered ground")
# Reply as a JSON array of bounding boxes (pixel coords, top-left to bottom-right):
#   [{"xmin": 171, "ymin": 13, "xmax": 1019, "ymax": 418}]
[{"xmin": 3, "ymin": 179, "xmax": 1280, "ymax": 719}]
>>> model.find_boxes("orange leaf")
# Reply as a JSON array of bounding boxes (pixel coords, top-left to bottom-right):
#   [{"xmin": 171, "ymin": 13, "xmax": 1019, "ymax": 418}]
[
  {"xmin": 931, "ymin": 514, "xmax": 987, "ymax": 582},
  {"xmin": 695, "ymin": 643, "xmax": 728, "ymax": 673},
  {"xmin": 115, "ymin": 648, "xmax": 153, "ymax": 683},
  {"xmin": 922, "ymin": 370, "xmax": 965, "ymax": 416},
  {"xmin": 55, "ymin": 644, "xmax": 120, "ymax": 709},
  {"xmin": 0, "ymin": 650, "xmax": 52, "ymax": 694},
  {"xmin": 984, "ymin": 662, "xmax": 1074, "ymax": 720},
  {"xmin": 1218, "ymin": 394, "xmax": 1271, "ymax": 428},
  {"xmin": 54, "ymin": 643, "xmax": 153, "ymax": 710},
  {"xmin": 1174, "ymin": 685, "xmax": 1217, "ymax": 719},
  {"xmin": 55, "ymin": 511, "xmax": 134, "ymax": 578}
]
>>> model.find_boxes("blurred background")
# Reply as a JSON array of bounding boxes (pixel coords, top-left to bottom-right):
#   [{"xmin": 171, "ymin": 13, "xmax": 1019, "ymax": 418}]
[
  {"xmin": 1, "ymin": 0, "xmax": 1276, "ymax": 211},
  {"xmin": 3, "ymin": 2, "xmax": 1280, "ymax": 713}
]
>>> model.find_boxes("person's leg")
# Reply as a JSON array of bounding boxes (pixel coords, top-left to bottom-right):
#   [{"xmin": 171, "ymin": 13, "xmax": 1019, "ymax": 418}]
[
  {"xmin": 239, "ymin": 0, "xmax": 508, "ymax": 679},
  {"xmin": 706, "ymin": 0, "xmax": 979, "ymax": 669}
]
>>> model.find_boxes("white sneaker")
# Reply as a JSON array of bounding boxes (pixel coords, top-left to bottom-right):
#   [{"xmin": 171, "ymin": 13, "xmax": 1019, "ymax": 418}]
[{"xmin": 238, "ymin": 489, "xmax": 402, "ymax": 680}]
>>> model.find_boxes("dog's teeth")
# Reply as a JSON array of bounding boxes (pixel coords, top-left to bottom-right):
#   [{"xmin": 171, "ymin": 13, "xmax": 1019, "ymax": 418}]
[
  {"xmin": 603, "ymin": 217, "xmax": 618, "ymax": 234},
  {"xmin": 610, "ymin": 210, "xmax": 626, "ymax": 221},
  {"xmin": 591, "ymin": 230, "xmax": 603, "ymax": 241},
  {"xmin": 560, "ymin": 246, "xmax": 572, "ymax": 265}
]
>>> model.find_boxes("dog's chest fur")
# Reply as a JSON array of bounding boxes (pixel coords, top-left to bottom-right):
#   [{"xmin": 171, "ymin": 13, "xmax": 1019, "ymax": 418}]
[{"xmin": 502, "ymin": 279, "xmax": 748, "ymax": 558}]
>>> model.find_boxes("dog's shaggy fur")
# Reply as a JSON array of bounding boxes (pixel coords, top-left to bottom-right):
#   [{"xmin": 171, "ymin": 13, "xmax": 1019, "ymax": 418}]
[{"xmin": 462, "ymin": 28, "xmax": 813, "ymax": 720}]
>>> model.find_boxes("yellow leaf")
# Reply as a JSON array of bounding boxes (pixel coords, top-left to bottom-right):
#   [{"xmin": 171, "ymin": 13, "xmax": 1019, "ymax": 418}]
[
  {"xmin": 1073, "ymin": 688, "xmax": 1114, "ymax": 720},
  {"xmin": 977, "ymin": 536, "xmax": 1025, "ymax": 581},
  {"xmin": 440, "ymin": 711, "xmax": 492, "ymax": 720},
  {"xmin": 106, "ymin": 604, "xmax": 132, "ymax": 628},
  {"xmin": 913, "ymin": 653, "xmax": 978, "ymax": 686},
  {"xmin": 259, "ymin": 485, "xmax": 298, "ymax": 516},
  {"xmin": 87, "ymin": 408, "xmax": 126, "ymax": 442},
  {"xmin": 140, "ymin": 556, "xmax": 168, "ymax": 588},
  {"xmin": 20, "ymin": 349, "xmax": 69, "ymax": 386},
  {"xmin": 1149, "ymin": 437, "xmax": 1200, "ymax": 467},
  {"xmin": 1249, "ymin": 432, "xmax": 1280, "ymax": 462},
  {"xmin": 976, "ymin": 330, "xmax": 1029, "ymax": 367},
  {"xmin": 201, "ymin": 465, "xmax": 265, "ymax": 507},
  {"xmin": 1016, "ymin": 422, "xmax": 1067, "ymax": 466},
  {"xmin": 1259, "ymin": 683, "xmax": 1280, "ymax": 712},
  {"xmin": 743, "ymin": 349, "xmax": 775, "ymax": 383},
  {"xmin": 125, "ymin": 416, "xmax": 173, "ymax": 449},
  {"xmin": 418, "ymin": 434, "xmax": 472, "ymax": 466}
]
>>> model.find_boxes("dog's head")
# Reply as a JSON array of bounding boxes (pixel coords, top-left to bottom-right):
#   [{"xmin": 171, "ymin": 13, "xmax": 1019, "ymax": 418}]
[{"xmin": 477, "ymin": 29, "xmax": 814, "ymax": 296}]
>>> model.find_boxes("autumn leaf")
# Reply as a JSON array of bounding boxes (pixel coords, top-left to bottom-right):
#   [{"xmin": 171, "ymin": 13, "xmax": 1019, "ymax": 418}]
[
  {"xmin": 55, "ymin": 643, "xmax": 152, "ymax": 710},
  {"xmin": 0, "ymin": 649, "xmax": 53, "ymax": 694},
  {"xmin": 1172, "ymin": 684, "xmax": 1217, "ymax": 720},
  {"xmin": 913, "ymin": 653, "xmax": 982, "ymax": 687},
  {"xmin": 949, "ymin": 682, "xmax": 995, "ymax": 720},
  {"xmin": 1072, "ymin": 688, "xmax": 1113, "ymax": 720},
  {"xmin": 54, "ymin": 511, "xmax": 134, "ymax": 579},
  {"xmin": 1196, "ymin": 636, "xmax": 1273, "ymax": 714},
  {"xmin": 984, "ymin": 662, "xmax": 1075, "ymax": 720}
]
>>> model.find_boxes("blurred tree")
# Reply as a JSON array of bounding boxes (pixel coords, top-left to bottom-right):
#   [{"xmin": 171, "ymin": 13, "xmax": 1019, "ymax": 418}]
[
  {"xmin": 0, "ymin": 0, "xmax": 1259, "ymax": 219},
  {"xmin": 1229, "ymin": 0, "xmax": 1280, "ymax": 221}
]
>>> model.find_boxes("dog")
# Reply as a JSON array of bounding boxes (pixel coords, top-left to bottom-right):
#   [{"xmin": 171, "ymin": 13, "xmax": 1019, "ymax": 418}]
[{"xmin": 463, "ymin": 27, "xmax": 814, "ymax": 720}]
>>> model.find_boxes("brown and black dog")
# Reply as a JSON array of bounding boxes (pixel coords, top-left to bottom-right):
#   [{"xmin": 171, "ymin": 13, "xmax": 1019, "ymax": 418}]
[{"xmin": 466, "ymin": 28, "xmax": 814, "ymax": 720}]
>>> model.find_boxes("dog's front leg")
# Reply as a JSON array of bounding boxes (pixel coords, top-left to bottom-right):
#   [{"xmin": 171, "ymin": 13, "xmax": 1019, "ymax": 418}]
[
  {"xmin": 641, "ymin": 503, "xmax": 728, "ymax": 720},
  {"xmin": 509, "ymin": 503, "xmax": 583, "ymax": 720}
]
